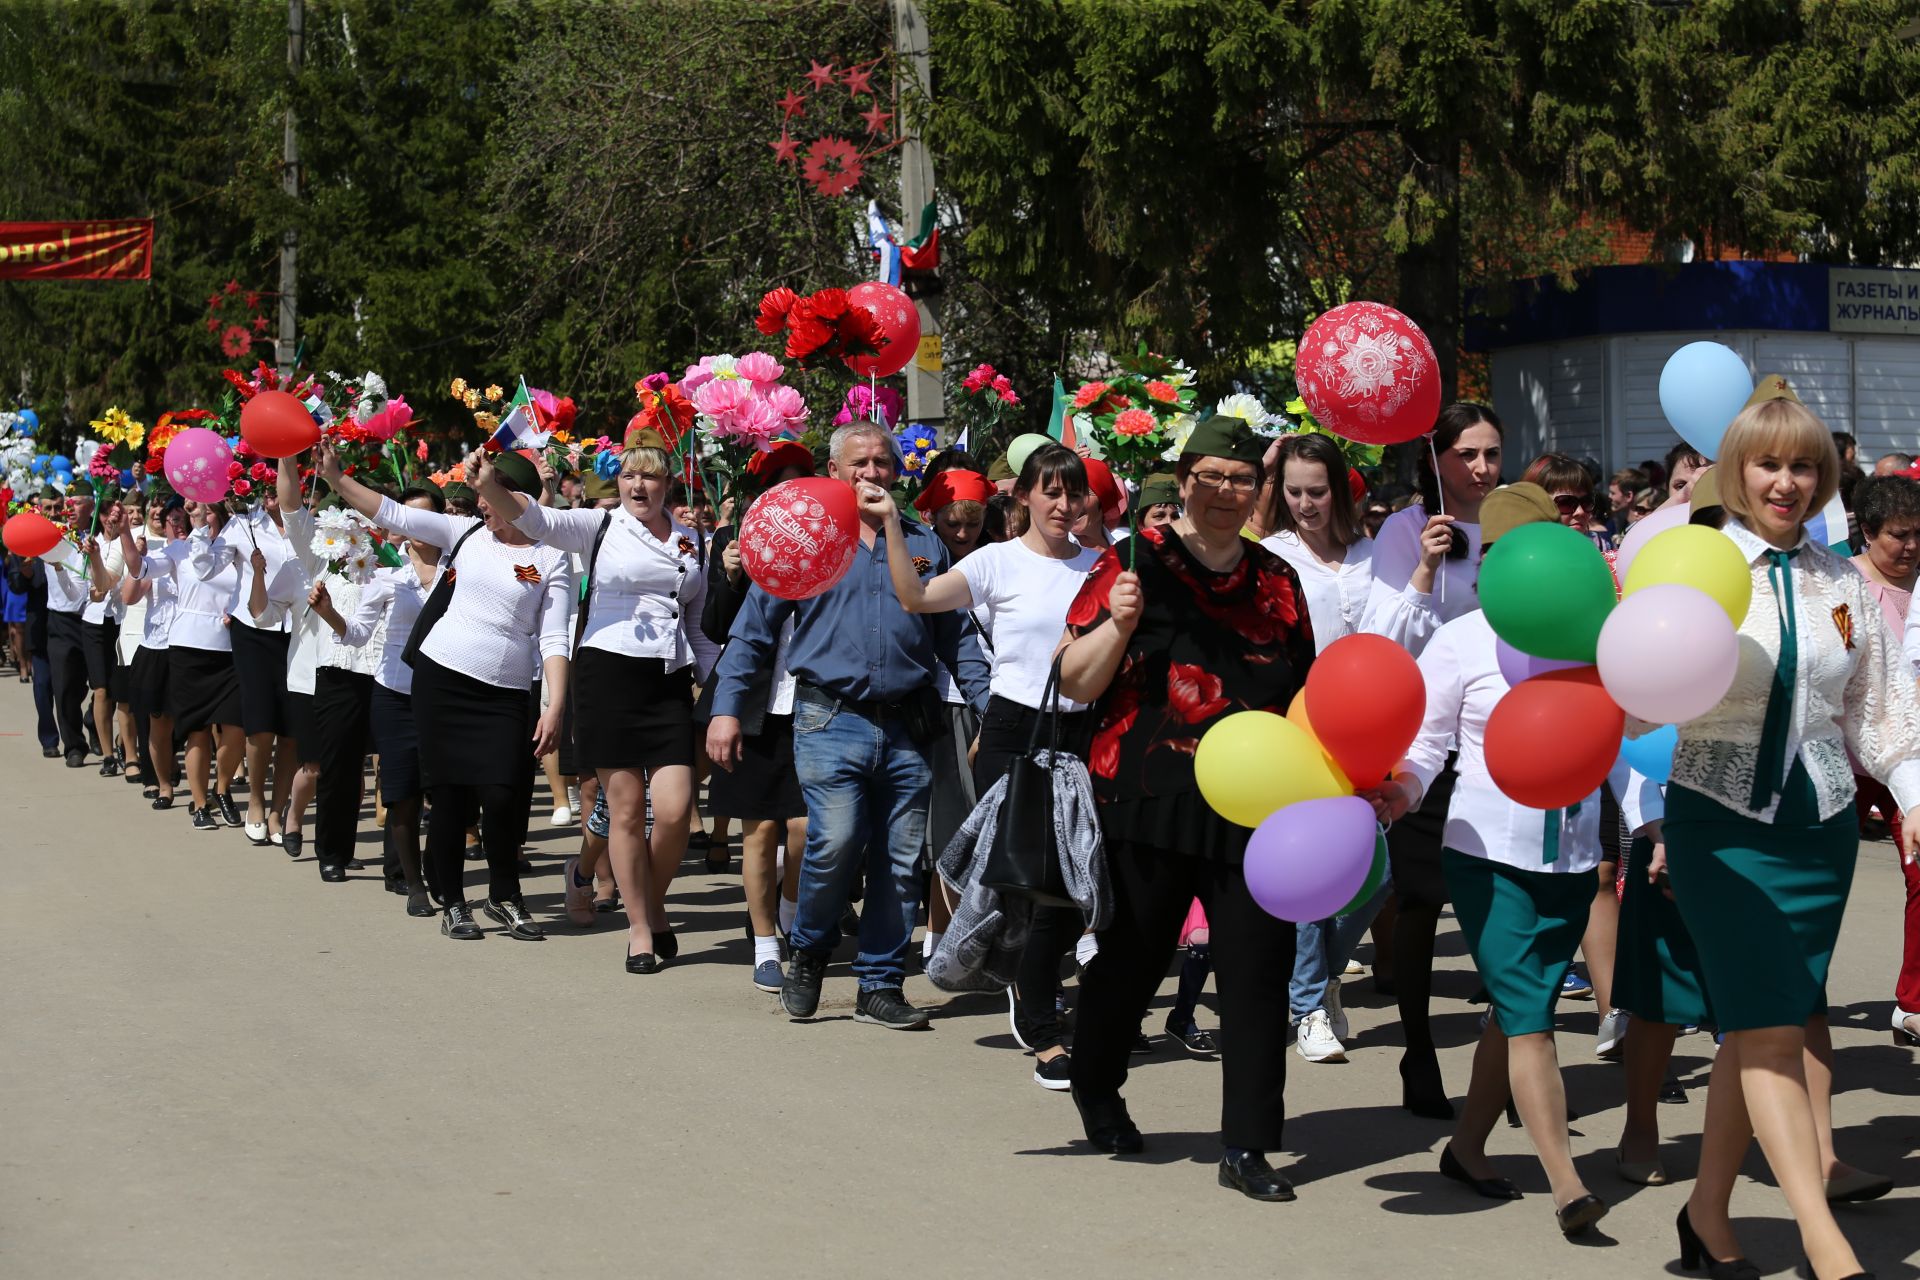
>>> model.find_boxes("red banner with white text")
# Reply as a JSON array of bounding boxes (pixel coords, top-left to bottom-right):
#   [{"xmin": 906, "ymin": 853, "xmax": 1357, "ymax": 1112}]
[{"xmin": 0, "ymin": 220, "xmax": 153, "ymax": 281}]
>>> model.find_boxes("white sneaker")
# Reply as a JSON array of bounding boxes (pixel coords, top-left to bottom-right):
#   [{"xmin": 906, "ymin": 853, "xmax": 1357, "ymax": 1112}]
[
  {"xmin": 1596, "ymin": 1009, "xmax": 1627, "ymax": 1059},
  {"xmin": 1325, "ymin": 980, "xmax": 1349, "ymax": 1042},
  {"xmin": 567, "ymin": 783, "xmax": 581, "ymax": 814},
  {"xmin": 549, "ymin": 806, "xmax": 572, "ymax": 827},
  {"xmin": 1296, "ymin": 1009, "xmax": 1346, "ymax": 1062},
  {"xmin": 1343, "ymin": 958, "xmax": 1366, "ymax": 976}
]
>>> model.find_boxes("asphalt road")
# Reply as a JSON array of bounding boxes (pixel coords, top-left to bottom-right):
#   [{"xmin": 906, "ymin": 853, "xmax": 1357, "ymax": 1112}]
[{"xmin": 1, "ymin": 679, "xmax": 1915, "ymax": 1279}]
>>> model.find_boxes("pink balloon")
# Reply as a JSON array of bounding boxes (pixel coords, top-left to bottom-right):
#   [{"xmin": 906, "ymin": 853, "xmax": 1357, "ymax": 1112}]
[
  {"xmin": 163, "ymin": 427, "xmax": 234, "ymax": 503},
  {"xmin": 1596, "ymin": 583, "xmax": 1738, "ymax": 723},
  {"xmin": 1494, "ymin": 638, "xmax": 1587, "ymax": 689},
  {"xmin": 1613, "ymin": 503, "xmax": 1690, "ymax": 581},
  {"xmin": 1242, "ymin": 796, "xmax": 1377, "ymax": 924}
]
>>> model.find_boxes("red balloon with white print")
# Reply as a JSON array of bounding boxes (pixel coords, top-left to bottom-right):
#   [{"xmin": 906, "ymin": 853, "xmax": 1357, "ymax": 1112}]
[
  {"xmin": 737, "ymin": 477, "xmax": 861, "ymax": 601},
  {"xmin": 843, "ymin": 281, "xmax": 921, "ymax": 379},
  {"xmin": 1295, "ymin": 301, "xmax": 1443, "ymax": 446}
]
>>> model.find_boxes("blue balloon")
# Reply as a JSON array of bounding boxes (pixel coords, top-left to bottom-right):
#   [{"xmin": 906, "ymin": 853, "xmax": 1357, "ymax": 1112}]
[
  {"xmin": 29, "ymin": 457, "xmax": 46, "ymax": 474},
  {"xmin": 1618, "ymin": 723, "xmax": 1678, "ymax": 785},
  {"xmin": 119, "ymin": 468, "xmax": 135, "ymax": 486},
  {"xmin": 19, "ymin": 408, "xmax": 38, "ymax": 431},
  {"xmin": 1658, "ymin": 342, "xmax": 1752, "ymax": 461},
  {"xmin": 52, "ymin": 455, "xmax": 72, "ymax": 472}
]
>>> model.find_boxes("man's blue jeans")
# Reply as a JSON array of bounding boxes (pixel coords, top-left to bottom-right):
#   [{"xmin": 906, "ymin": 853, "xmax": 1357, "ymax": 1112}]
[
  {"xmin": 789, "ymin": 696, "xmax": 932, "ymax": 993},
  {"xmin": 1289, "ymin": 879, "xmax": 1390, "ymax": 1020}
]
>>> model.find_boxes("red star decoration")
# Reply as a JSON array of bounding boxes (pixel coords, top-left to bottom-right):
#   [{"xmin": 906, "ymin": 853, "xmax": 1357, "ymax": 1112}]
[
  {"xmin": 252, "ymin": 315, "xmax": 270, "ymax": 333},
  {"xmin": 842, "ymin": 63, "xmax": 874, "ymax": 96},
  {"xmin": 770, "ymin": 133, "xmax": 801, "ymax": 165},
  {"xmin": 777, "ymin": 89, "xmax": 806, "ymax": 120},
  {"xmin": 804, "ymin": 60, "xmax": 837, "ymax": 90},
  {"xmin": 860, "ymin": 103, "xmax": 893, "ymax": 135}
]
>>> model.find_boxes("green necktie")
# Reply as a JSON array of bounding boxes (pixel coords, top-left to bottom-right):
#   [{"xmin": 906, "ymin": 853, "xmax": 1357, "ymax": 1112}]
[
  {"xmin": 1542, "ymin": 800, "xmax": 1583, "ymax": 865},
  {"xmin": 1749, "ymin": 548, "xmax": 1800, "ymax": 812}
]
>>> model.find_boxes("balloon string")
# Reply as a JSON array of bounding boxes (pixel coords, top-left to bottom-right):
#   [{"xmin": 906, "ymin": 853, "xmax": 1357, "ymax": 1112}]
[{"xmin": 1427, "ymin": 432, "xmax": 1446, "ymax": 608}]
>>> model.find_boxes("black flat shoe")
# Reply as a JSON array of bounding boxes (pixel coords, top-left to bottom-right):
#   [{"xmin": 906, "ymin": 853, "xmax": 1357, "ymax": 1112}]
[
  {"xmin": 654, "ymin": 926, "xmax": 679, "ymax": 961},
  {"xmin": 98, "ymin": 756, "xmax": 121, "ymax": 777},
  {"xmin": 1218, "ymin": 1149, "xmax": 1295, "ymax": 1202},
  {"xmin": 626, "ymin": 949, "xmax": 661, "ymax": 974},
  {"xmin": 406, "ymin": 890, "xmax": 436, "ymax": 918},
  {"xmin": 43, "ymin": 746, "xmax": 61, "ymax": 758},
  {"xmin": 318, "ymin": 864, "xmax": 348, "ymax": 883},
  {"xmin": 1556, "ymin": 1192, "xmax": 1608, "ymax": 1238},
  {"xmin": 281, "ymin": 832, "xmax": 303, "ymax": 859},
  {"xmin": 1440, "ymin": 1143, "xmax": 1524, "ymax": 1200},
  {"xmin": 1676, "ymin": 1206, "xmax": 1760, "ymax": 1278},
  {"xmin": 1071, "ymin": 1087, "xmax": 1144, "ymax": 1155},
  {"xmin": 142, "ymin": 784, "xmax": 159, "ymax": 799},
  {"xmin": 151, "ymin": 793, "xmax": 175, "ymax": 811},
  {"xmin": 593, "ymin": 895, "xmax": 619, "ymax": 913}
]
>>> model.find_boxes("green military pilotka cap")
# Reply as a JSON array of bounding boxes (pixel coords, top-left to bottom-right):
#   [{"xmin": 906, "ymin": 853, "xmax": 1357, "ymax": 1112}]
[
  {"xmin": 1136, "ymin": 473, "xmax": 1179, "ymax": 508},
  {"xmin": 443, "ymin": 481, "xmax": 475, "ymax": 502},
  {"xmin": 1479, "ymin": 482, "xmax": 1559, "ymax": 544},
  {"xmin": 490, "ymin": 450, "xmax": 540, "ymax": 495},
  {"xmin": 987, "ymin": 453, "xmax": 1015, "ymax": 483},
  {"xmin": 1180, "ymin": 413, "xmax": 1267, "ymax": 465},
  {"xmin": 583, "ymin": 469, "xmax": 618, "ymax": 501}
]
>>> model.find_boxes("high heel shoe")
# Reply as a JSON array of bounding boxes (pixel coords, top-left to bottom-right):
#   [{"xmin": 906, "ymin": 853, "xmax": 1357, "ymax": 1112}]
[
  {"xmin": 1676, "ymin": 1206, "xmax": 1760, "ymax": 1278},
  {"xmin": 1439, "ymin": 1143, "xmax": 1522, "ymax": 1200},
  {"xmin": 1399, "ymin": 1054, "xmax": 1453, "ymax": 1120}
]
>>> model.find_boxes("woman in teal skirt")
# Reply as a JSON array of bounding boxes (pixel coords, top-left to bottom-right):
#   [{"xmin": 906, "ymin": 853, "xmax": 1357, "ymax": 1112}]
[
  {"xmin": 1657, "ymin": 383, "xmax": 1920, "ymax": 1280},
  {"xmin": 1372, "ymin": 482, "xmax": 1660, "ymax": 1240}
]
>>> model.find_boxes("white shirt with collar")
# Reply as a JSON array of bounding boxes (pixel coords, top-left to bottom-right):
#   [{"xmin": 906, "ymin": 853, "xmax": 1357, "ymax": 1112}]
[
  {"xmin": 41, "ymin": 540, "xmax": 90, "ymax": 615},
  {"xmin": 81, "ymin": 534, "xmax": 127, "ymax": 625},
  {"xmin": 1402, "ymin": 609, "xmax": 1659, "ymax": 874},
  {"xmin": 335, "ymin": 561, "xmax": 434, "ymax": 696},
  {"xmin": 1261, "ymin": 530, "xmax": 1375, "ymax": 653},
  {"xmin": 139, "ymin": 530, "xmax": 239, "ymax": 652},
  {"xmin": 1665, "ymin": 518, "xmax": 1920, "ymax": 823},
  {"xmin": 211, "ymin": 507, "xmax": 297, "ymax": 634}
]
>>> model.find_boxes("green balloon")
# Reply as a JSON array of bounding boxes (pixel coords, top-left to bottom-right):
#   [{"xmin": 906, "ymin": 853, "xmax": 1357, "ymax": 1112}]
[
  {"xmin": 1478, "ymin": 522, "xmax": 1616, "ymax": 662},
  {"xmin": 1337, "ymin": 830, "xmax": 1389, "ymax": 918}
]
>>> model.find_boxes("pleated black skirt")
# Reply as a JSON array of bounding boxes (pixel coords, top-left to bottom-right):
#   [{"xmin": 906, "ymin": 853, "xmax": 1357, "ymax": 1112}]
[{"xmin": 167, "ymin": 645, "xmax": 241, "ymax": 735}]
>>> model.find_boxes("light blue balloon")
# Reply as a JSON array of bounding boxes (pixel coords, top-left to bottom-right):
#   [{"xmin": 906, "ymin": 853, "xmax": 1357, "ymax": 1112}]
[
  {"xmin": 51, "ymin": 455, "xmax": 72, "ymax": 472},
  {"xmin": 1657, "ymin": 342, "xmax": 1752, "ymax": 461},
  {"xmin": 119, "ymin": 468, "xmax": 135, "ymax": 486},
  {"xmin": 19, "ymin": 408, "xmax": 38, "ymax": 431},
  {"xmin": 1618, "ymin": 723, "xmax": 1678, "ymax": 785}
]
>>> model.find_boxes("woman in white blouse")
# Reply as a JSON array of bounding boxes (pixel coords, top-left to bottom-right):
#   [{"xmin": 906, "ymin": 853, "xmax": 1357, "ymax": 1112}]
[
  {"xmin": 1260, "ymin": 432, "xmax": 1382, "ymax": 1065},
  {"xmin": 124, "ymin": 499, "xmax": 245, "ymax": 833},
  {"xmin": 1362, "ymin": 402, "xmax": 1505, "ymax": 1120},
  {"xmin": 471, "ymin": 428, "xmax": 716, "ymax": 973},
  {"xmin": 1656, "ymin": 389, "xmax": 1920, "ymax": 1280},
  {"xmin": 121, "ymin": 500, "xmax": 186, "ymax": 810},
  {"xmin": 311, "ymin": 485, "xmax": 445, "ymax": 918},
  {"xmin": 319, "ymin": 443, "xmax": 572, "ymax": 944},
  {"xmin": 1370, "ymin": 483, "xmax": 1656, "ymax": 1241}
]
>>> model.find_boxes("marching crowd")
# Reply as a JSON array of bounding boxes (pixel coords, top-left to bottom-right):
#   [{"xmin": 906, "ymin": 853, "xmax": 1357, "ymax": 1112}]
[{"xmin": 6, "ymin": 383, "xmax": 1920, "ymax": 1280}]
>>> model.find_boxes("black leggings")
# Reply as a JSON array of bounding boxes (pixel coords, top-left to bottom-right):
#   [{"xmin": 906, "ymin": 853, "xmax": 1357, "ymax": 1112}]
[
  {"xmin": 972, "ymin": 695, "xmax": 1094, "ymax": 1053},
  {"xmin": 425, "ymin": 779, "xmax": 532, "ymax": 907},
  {"xmin": 1388, "ymin": 758, "xmax": 1457, "ymax": 1078}
]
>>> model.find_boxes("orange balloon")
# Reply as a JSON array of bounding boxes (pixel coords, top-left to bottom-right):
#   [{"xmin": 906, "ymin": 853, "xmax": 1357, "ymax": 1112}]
[
  {"xmin": 1484, "ymin": 667, "xmax": 1623, "ymax": 810},
  {"xmin": 1284, "ymin": 690, "xmax": 1352, "ymax": 792}
]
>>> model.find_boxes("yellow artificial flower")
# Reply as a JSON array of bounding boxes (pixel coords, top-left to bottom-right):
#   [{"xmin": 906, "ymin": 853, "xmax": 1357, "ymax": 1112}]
[
  {"xmin": 485, "ymin": 384, "xmax": 504, "ymax": 402},
  {"xmin": 450, "ymin": 377, "xmax": 469, "ymax": 399},
  {"xmin": 89, "ymin": 406, "xmax": 144, "ymax": 445},
  {"xmin": 463, "ymin": 390, "xmax": 482, "ymax": 410},
  {"xmin": 473, "ymin": 411, "xmax": 499, "ymax": 434}
]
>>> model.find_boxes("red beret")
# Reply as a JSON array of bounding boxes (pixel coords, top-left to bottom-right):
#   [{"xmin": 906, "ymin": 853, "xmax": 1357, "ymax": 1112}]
[{"xmin": 747, "ymin": 439, "xmax": 815, "ymax": 479}]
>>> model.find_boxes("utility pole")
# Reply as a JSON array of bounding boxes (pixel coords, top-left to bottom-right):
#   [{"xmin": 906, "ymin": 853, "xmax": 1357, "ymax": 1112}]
[
  {"xmin": 892, "ymin": 0, "xmax": 943, "ymax": 424},
  {"xmin": 277, "ymin": 0, "xmax": 303, "ymax": 376}
]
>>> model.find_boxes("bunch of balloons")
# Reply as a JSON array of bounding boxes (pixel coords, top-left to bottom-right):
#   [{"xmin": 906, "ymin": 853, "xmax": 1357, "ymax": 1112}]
[
  {"xmin": 1477, "ymin": 519, "xmax": 1750, "ymax": 807},
  {"xmin": 1194, "ymin": 634, "xmax": 1424, "ymax": 923}
]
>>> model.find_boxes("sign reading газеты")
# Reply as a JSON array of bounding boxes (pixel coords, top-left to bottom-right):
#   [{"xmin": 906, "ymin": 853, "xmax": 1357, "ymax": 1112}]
[{"xmin": 1830, "ymin": 267, "xmax": 1920, "ymax": 335}]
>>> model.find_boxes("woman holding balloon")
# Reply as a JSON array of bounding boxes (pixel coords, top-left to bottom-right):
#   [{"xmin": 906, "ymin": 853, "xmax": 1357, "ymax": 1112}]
[
  {"xmin": 1652, "ymin": 388, "xmax": 1920, "ymax": 1280},
  {"xmin": 1376, "ymin": 482, "xmax": 1660, "ymax": 1239},
  {"xmin": 1055, "ymin": 414, "xmax": 1317, "ymax": 1201}
]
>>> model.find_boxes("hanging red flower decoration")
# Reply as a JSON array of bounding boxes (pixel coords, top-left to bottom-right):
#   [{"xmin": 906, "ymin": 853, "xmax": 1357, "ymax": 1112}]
[{"xmin": 802, "ymin": 137, "xmax": 864, "ymax": 198}]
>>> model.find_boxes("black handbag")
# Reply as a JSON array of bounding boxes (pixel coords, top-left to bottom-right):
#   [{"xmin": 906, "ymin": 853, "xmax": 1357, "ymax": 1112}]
[
  {"xmin": 981, "ymin": 656, "xmax": 1078, "ymax": 909},
  {"xmin": 400, "ymin": 523, "xmax": 482, "ymax": 669}
]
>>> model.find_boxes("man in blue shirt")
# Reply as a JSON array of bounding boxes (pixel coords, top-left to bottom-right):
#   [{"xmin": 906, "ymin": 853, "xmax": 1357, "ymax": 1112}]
[{"xmin": 709, "ymin": 422, "xmax": 989, "ymax": 1028}]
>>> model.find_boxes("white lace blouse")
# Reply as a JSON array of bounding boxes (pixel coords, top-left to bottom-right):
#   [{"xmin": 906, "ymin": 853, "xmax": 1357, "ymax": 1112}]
[{"xmin": 1662, "ymin": 519, "xmax": 1920, "ymax": 823}]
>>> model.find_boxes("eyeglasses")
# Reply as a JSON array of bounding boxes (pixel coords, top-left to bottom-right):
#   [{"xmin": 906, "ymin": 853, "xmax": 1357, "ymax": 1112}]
[
  {"xmin": 1188, "ymin": 471, "xmax": 1260, "ymax": 494},
  {"xmin": 1551, "ymin": 493, "xmax": 1594, "ymax": 514}
]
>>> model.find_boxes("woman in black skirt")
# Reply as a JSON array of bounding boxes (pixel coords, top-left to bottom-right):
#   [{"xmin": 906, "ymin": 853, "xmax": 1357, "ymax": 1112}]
[
  {"xmin": 319, "ymin": 443, "xmax": 572, "ymax": 944},
  {"xmin": 701, "ymin": 441, "xmax": 814, "ymax": 991},
  {"xmin": 125, "ymin": 499, "xmax": 244, "ymax": 832},
  {"xmin": 312, "ymin": 485, "xmax": 444, "ymax": 918},
  {"xmin": 123, "ymin": 499, "xmax": 187, "ymax": 809},
  {"xmin": 472, "ymin": 428, "xmax": 715, "ymax": 973}
]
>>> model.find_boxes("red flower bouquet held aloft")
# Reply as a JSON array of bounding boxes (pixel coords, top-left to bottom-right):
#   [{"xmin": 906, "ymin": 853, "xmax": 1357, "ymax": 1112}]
[{"xmin": 756, "ymin": 285, "xmax": 881, "ymax": 371}]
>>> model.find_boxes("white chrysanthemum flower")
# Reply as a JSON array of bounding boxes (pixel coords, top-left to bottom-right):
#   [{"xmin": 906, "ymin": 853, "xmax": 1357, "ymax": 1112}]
[
  {"xmin": 706, "ymin": 355, "xmax": 740, "ymax": 381},
  {"xmin": 1159, "ymin": 412, "xmax": 1198, "ymax": 462},
  {"xmin": 1214, "ymin": 393, "xmax": 1281, "ymax": 436}
]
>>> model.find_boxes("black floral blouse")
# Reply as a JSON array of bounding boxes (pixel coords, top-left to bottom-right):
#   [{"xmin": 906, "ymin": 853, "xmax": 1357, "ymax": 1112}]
[{"xmin": 1064, "ymin": 525, "xmax": 1317, "ymax": 861}]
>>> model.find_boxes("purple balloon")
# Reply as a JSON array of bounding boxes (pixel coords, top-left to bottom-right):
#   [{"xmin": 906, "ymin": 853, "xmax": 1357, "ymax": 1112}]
[
  {"xmin": 1243, "ymin": 796, "xmax": 1377, "ymax": 924},
  {"xmin": 1494, "ymin": 638, "xmax": 1586, "ymax": 689}
]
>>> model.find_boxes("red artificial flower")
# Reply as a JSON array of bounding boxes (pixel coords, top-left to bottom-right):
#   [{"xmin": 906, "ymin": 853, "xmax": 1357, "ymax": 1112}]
[
  {"xmin": 1145, "ymin": 380, "xmax": 1179, "ymax": 404},
  {"xmin": 998, "ymin": 389, "xmax": 1021, "ymax": 406},
  {"xmin": 838, "ymin": 304, "xmax": 880, "ymax": 354},
  {"xmin": 1114, "ymin": 408, "xmax": 1157, "ymax": 437},
  {"xmin": 231, "ymin": 478, "xmax": 252, "ymax": 497},
  {"xmin": 1166, "ymin": 662, "xmax": 1231, "ymax": 724},
  {"xmin": 226, "ymin": 461, "xmax": 244, "ymax": 480},
  {"xmin": 756, "ymin": 287, "xmax": 799, "ymax": 335},
  {"xmin": 785, "ymin": 316, "xmax": 832, "ymax": 363},
  {"xmin": 810, "ymin": 287, "xmax": 849, "ymax": 321},
  {"xmin": 991, "ymin": 374, "xmax": 1011, "ymax": 395},
  {"xmin": 1072, "ymin": 382, "xmax": 1110, "ymax": 411},
  {"xmin": 416, "ymin": 441, "xmax": 429, "ymax": 461},
  {"xmin": 220, "ymin": 325, "xmax": 252, "ymax": 359},
  {"xmin": 248, "ymin": 462, "xmax": 270, "ymax": 481},
  {"xmin": 233, "ymin": 439, "xmax": 255, "ymax": 460},
  {"xmin": 221, "ymin": 368, "xmax": 258, "ymax": 401},
  {"xmin": 143, "ymin": 457, "xmax": 163, "ymax": 475}
]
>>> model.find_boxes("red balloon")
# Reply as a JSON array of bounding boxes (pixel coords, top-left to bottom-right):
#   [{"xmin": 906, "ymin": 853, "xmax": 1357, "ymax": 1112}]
[
  {"xmin": 2, "ymin": 511, "xmax": 64, "ymax": 558},
  {"xmin": 1296, "ymin": 301, "xmax": 1443, "ymax": 446},
  {"xmin": 1303, "ymin": 633, "xmax": 1426, "ymax": 786},
  {"xmin": 240, "ymin": 389, "xmax": 321, "ymax": 459},
  {"xmin": 1484, "ymin": 667, "xmax": 1624, "ymax": 810},
  {"xmin": 737, "ymin": 477, "xmax": 861, "ymax": 601},
  {"xmin": 844, "ymin": 281, "xmax": 921, "ymax": 378}
]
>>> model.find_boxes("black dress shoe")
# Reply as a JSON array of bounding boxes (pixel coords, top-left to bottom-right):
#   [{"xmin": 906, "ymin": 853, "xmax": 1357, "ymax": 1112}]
[
  {"xmin": 654, "ymin": 926, "xmax": 679, "ymax": 961},
  {"xmin": 1071, "ymin": 1087, "xmax": 1144, "ymax": 1154},
  {"xmin": 626, "ymin": 949, "xmax": 661, "ymax": 974},
  {"xmin": 1218, "ymin": 1149, "xmax": 1296, "ymax": 1202},
  {"xmin": 1676, "ymin": 1206, "xmax": 1760, "ymax": 1278},
  {"xmin": 1440, "ymin": 1143, "xmax": 1523, "ymax": 1200},
  {"xmin": 318, "ymin": 864, "xmax": 348, "ymax": 883},
  {"xmin": 406, "ymin": 889, "xmax": 436, "ymax": 918},
  {"xmin": 281, "ymin": 832, "xmax": 303, "ymax": 859},
  {"xmin": 151, "ymin": 793, "xmax": 175, "ymax": 811},
  {"xmin": 43, "ymin": 746, "xmax": 62, "ymax": 758},
  {"xmin": 1556, "ymin": 1192, "xmax": 1608, "ymax": 1238},
  {"xmin": 345, "ymin": 858, "xmax": 366, "ymax": 871},
  {"xmin": 384, "ymin": 878, "xmax": 409, "ymax": 896},
  {"xmin": 65, "ymin": 749, "xmax": 86, "ymax": 768}
]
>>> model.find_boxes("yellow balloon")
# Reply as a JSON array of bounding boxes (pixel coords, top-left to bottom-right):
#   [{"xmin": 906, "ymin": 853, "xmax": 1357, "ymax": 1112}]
[
  {"xmin": 1194, "ymin": 710, "xmax": 1353, "ymax": 829},
  {"xmin": 1623, "ymin": 525, "xmax": 1753, "ymax": 626}
]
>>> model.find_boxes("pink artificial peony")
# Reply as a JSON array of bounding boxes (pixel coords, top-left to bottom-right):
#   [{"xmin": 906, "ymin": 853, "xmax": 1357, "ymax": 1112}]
[
  {"xmin": 735, "ymin": 351, "xmax": 785, "ymax": 388},
  {"xmin": 717, "ymin": 396, "xmax": 782, "ymax": 445},
  {"xmin": 692, "ymin": 377, "xmax": 751, "ymax": 422},
  {"xmin": 763, "ymin": 383, "xmax": 809, "ymax": 431},
  {"xmin": 360, "ymin": 395, "xmax": 413, "ymax": 442}
]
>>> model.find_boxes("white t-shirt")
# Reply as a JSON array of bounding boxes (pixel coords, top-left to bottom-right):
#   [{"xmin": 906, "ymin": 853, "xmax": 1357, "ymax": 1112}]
[{"xmin": 954, "ymin": 537, "xmax": 1103, "ymax": 711}]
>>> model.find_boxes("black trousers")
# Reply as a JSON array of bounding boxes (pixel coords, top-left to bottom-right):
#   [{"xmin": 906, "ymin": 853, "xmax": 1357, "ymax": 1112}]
[
  {"xmin": 425, "ymin": 778, "xmax": 532, "ymax": 906},
  {"xmin": 45, "ymin": 610, "xmax": 88, "ymax": 755},
  {"xmin": 31, "ymin": 652, "xmax": 58, "ymax": 750},
  {"xmin": 312, "ymin": 667, "xmax": 375, "ymax": 869},
  {"xmin": 1070, "ymin": 838, "xmax": 1296, "ymax": 1151},
  {"xmin": 973, "ymin": 696, "xmax": 1095, "ymax": 1053},
  {"xmin": 1387, "ymin": 758, "xmax": 1457, "ymax": 1067}
]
